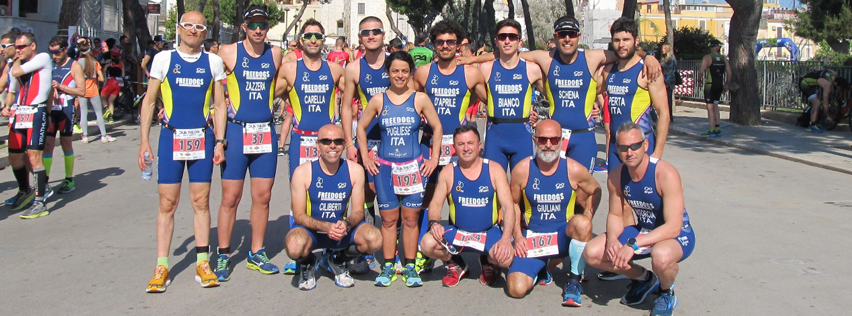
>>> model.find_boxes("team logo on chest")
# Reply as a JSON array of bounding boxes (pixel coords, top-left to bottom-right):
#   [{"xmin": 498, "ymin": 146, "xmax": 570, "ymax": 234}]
[
  {"xmin": 172, "ymin": 64, "xmax": 182, "ymax": 74},
  {"xmin": 623, "ymin": 185, "xmax": 631, "ymax": 197},
  {"xmin": 316, "ymin": 177, "xmax": 324, "ymax": 188}
]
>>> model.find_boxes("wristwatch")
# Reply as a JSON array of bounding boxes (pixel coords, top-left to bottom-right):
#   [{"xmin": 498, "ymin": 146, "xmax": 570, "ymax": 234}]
[
  {"xmin": 215, "ymin": 139, "xmax": 228, "ymax": 148},
  {"xmin": 626, "ymin": 238, "xmax": 639, "ymax": 251}
]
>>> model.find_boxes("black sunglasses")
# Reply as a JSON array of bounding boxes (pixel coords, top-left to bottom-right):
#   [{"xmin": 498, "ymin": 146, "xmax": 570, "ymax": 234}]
[
  {"xmin": 616, "ymin": 140, "xmax": 645, "ymax": 153},
  {"xmin": 318, "ymin": 138, "xmax": 345, "ymax": 146},
  {"xmin": 48, "ymin": 49, "xmax": 64, "ymax": 55},
  {"xmin": 534, "ymin": 136, "xmax": 561, "ymax": 146},
  {"xmin": 497, "ymin": 33, "xmax": 520, "ymax": 42},
  {"xmin": 555, "ymin": 30, "xmax": 580, "ymax": 39},
  {"xmin": 434, "ymin": 39, "xmax": 457, "ymax": 47},
  {"xmin": 359, "ymin": 28, "xmax": 384, "ymax": 37}
]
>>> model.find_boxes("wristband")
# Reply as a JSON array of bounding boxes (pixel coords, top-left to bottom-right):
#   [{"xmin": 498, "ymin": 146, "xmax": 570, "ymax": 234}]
[
  {"xmin": 428, "ymin": 220, "xmax": 440, "ymax": 229},
  {"xmin": 344, "ymin": 220, "xmax": 352, "ymax": 231}
]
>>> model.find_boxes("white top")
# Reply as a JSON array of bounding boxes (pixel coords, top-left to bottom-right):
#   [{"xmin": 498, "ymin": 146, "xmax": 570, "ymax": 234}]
[
  {"xmin": 8, "ymin": 53, "xmax": 54, "ymax": 105},
  {"xmin": 149, "ymin": 49, "xmax": 226, "ymax": 82}
]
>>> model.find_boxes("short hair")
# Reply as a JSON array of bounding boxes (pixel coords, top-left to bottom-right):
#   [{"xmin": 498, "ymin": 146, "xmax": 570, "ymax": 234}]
[
  {"xmin": 461, "ymin": 43, "xmax": 475, "ymax": 54},
  {"xmin": 384, "ymin": 51, "xmax": 415, "ymax": 73},
  {"xmin": 388, "ymin": 38, "xmax": 404, "ymax": 50},
  {"xmin": 429, "ymin": 20, "xmax": 466, "ymax": 45},
  {"xmin": 2, "ymin": 29, "xmax": 21, "ymax": 42},
  {"xmin": 610, "ymin": 17, "xmax": 639, "ymax": 39},
  {"xmin": 359, "ymin": 16, "xmax": 383, "ymax": 28},
  {"xmin": 616, "ymin": 121, "xmax": 646, "ymax": 141},
  {"xmin": 203, "ymin": 39, "xmax": 218, "ymax": 52},
  {"xmin": 494, "ymin": 19, "xmax": 522, "ymax": 36},
  {"xmin": 105, "ymin": 38, "xmax": 116, "ymax": 49},
  {"xmin": 300, "ymin": 18, "xmax": 325, "ymax": 35},
  {"xmin": 18, "ymin": 32, "xmax": 37, "ymax": 46},
  {"xmin": 453, "ymin": 124, "xmax": 481, "ymax": 142},
  {"xmin": 49, "ymin": 36, "xmax": 68, "ymax": 49},
  {"xmin": 336, "ymin": 37, "xmax": 346, "ymax": 46}
]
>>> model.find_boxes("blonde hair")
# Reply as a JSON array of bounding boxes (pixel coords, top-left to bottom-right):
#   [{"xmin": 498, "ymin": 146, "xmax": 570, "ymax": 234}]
[
  {"xmin": 661, "ymin": 43, "xmax": 676, "ymax": 63},
  {"xmin": 404, "ymin": 42, "xmax": 415, "ymax": 52}
]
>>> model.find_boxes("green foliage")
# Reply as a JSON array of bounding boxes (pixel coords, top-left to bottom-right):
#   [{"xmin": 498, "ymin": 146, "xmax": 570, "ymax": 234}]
[
  {"xmin": 814, "ymin": 40, "xmax": 852, "ymax": 66},
  {"xmin": 794, "ymin": 0, "xmax": 852, "ymax": 53},
  {"xmin": 639, "ymin": 41, "xmax": 658, "ymax": 54},
  {"xmin": 164, "ymin": 0, "xmax": 282, "ymax": 41},
  {"xmin": 386, "ymin": 0, "xmax": 449, "ymax": 33},
  {"xmin": 658, "ymin": 26, "xmax": 718, "ymax": 60}
]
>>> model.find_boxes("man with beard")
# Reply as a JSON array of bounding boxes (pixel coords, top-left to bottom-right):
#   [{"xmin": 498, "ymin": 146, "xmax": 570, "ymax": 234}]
[
  {"xmin": 506, "ymin": 119, "xmax": 601, "ymax": 306},
  {"xmin": 213, "ymin": 5, "xmax": 284, "ymax": 281},
  {"xmin": 412, "ymin": 19, "xmax": 488, "ymax": 273}
]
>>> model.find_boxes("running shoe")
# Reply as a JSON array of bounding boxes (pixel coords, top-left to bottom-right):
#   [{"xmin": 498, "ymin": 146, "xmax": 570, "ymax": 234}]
[
  {"xmin": 442, "ymin": 263, "xmax": 468, "ymax": 287},
  {"xmin": 278, "ymin": 147, "xmax": 286, "ymax": 156},
  {"xmin": 808, "ymin": 125, "xmax": 823, "ymax": 133},
  {"xmin": 283, "ymin": 260, "xmax": 299, "ymax": 275},
  {"xmin": 593, "ymin": 165, "xmax": 608, "ymax": 173},
  {"xmin": 73, "ymin": 124, "xmax": 82, "ymax": 134},
  {"xmin": 20, "ymin": 202, "xmax": 48, "ymax": 219},
  {"xmin": 480, "ymin": 261, "xmax": 497, "ymax": 286},
  {"xmin": 101, "ymin": 135, "xmax": 117, "ymax": 143},
  {"xmin": 700, "ymin": 129, "xmax": 714, "ymax": 137},
  {"xmin": 327, "ymin": 251, "xmax": 355, "ymax": 288},
  {"xmin": 350, "ymin": 254, "xmax": 371, "ymax": 274},
  {"xmin": 214, "ymin": 254, "xmax": 231, "ymax": 281},
  {"xmin": 7, "ymin": 189, "xmax": 34, "ymax": 211},
  {"xmin": 562, "ymin": 278, "xmax": 584, "ymax": 307},
  {"xmin": 298, "ymin": 258, "xmax": 318, "ymax": 291},
  {"xmin": 80, "ymin": 135, "xmax": 90, "ymax": 144},
  {"xmin": 145, "ymin": 265, "xmax": 171, "ymax": 293},
  {"xmin": 597, "ymin": 271, "xmax": 629, "ymax": 281},
  {"xmin": 401, "ymin": 264, "xmax": 422, "ymax": 287},
  {"xmin": 652, "ymin": 290, "xmax": 678, "ymax": 316},
  {"xmin": 364, "ymin": 254, "xmax": 378, "ymax": 269},
  {"xmin": 195, "ymin": 260, "xmax": 220, "ymax": 288},
  {"xmin": 44, "ymin": 186, "xmax": 54, "ymax": 203},
  {"xmin": 58, "ymin": 179, "xmax": 76, "ymax": 194},
  {"xmin": 394, "ymin": 251, "xmax": 402, "ymax": 274},
  {"xmin": 414, "ymin": 251, "xmax": 433, "ymax": 274},
  {"xmin": 621, "ymin": 272, "xmax": 659, "ymax": 306},
  {"xmin": 374, "ymin": 262, "xmax": 397, "ymax": 287},
  {"xmin": 711, "ymin": 128, "xmax": 721, "ymax": 137},
  {"xmin": 247, "ymin": 248, "xmax": 279, "ymax": 274},
  {"xmin": 107, "ymin": 117, "xmax": 114, "ymax": 124},
  {"xmin": 538, "ymin": 266, "xmax": 553, "ymax": 285}
]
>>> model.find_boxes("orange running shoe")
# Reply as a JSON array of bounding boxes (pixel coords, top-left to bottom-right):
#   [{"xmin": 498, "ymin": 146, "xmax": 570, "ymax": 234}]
[
  {"xmin": 195, "ymin": 261, "xmax": 220, "ymax": 288},
  {"xmin": 145, "ymin": 265, "xmax": 171, "ymax": 293}
]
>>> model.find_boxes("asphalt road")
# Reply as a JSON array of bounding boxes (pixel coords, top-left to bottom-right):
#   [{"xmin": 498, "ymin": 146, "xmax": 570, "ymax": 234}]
[{"xmin": 0, "ymin": 123, "xmax": 850, "ymax": 315}]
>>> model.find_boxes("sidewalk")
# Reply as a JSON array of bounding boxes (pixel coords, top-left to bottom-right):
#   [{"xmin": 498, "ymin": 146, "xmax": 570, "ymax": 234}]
[{"xmin": 671, "ymin": 102, "xmax": 852, "ymax": 175}]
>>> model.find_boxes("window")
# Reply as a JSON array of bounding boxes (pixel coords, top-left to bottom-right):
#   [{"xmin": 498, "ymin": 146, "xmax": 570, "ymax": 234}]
[
  {"xmin": 19, "ymin": 0, "xmax": 38, "ymax": 17},
  {"xmin": 699, "ymin": 20, "xmax": 706, "ymax": 31},
  {"xmin": 358, "ymin": 3, "xmax": 365, "ymax": 15},
  {"xmin": 337, "ymin": 20, "xmax": 344, "ymax": 36}
]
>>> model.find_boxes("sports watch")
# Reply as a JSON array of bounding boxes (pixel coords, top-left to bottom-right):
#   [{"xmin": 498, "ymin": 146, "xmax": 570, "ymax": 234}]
[
  {"xmin": 215, "ymin": 139, "xmax": 228, "ymax": 148},
  {"xmin": 626, "ymin": 238, "xmax": 639, "ymax": 251}
]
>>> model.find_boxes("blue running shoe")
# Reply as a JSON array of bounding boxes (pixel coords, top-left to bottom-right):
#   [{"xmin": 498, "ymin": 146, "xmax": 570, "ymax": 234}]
[
  {"xmin": 214, "ymin": 254, "xmax": 231, "ymax": 281},
  {"xmin": 808, "ymin": 125, "xmax": 823, "ymax": 133},
  {"xmin": 402, "ymin": 264, "xmax": 422, "ymax": 287},
  {"xmin": 8, "ymin": 189, "xmax": 35, "ymax": 211},
  {"xmin": 537, "ymin": 267, "xmax": 553, "ymax": 285},
  {"xmin": 652, "ymin": 290, "xmax": 678, "ymax": 316},
  {"xmin": 621, "ymin": 272, "xmax": 660, "ymax": 306},
  {"xmin": 283, "ymin": 260, "xmax": 299, "ymax": 275},
  {"xmin": 326, "ymin": 251, "xmax": 354, "ymax": 288},
  {"xmin": 318, "ymin": 250, "xmax": 332, "ymax": 273},
  {"xmin": 247, "ymin": 248, "xmax": 279, "ymax": 274},
  {"xmin": 593, "ymin": 165, "xmax": 607, "ymax": 173},
  {"xmin": 364, "ymin": 254, "xmax": 377, "ymax": 269},
  {"xmin": 375, "ymin": 262, "xmax": 397, "ymax": 287},
  {"xmin": 350, "ymin": 255, "xmax": 371, "ymax": 274},
  {"xmin": 562, "ymin": 278, "xmax": 583, "ymax": 307}
]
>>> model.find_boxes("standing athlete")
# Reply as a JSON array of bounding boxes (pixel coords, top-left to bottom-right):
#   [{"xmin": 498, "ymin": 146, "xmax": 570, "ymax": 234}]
[
  {"xmin": 139, "ymin": 11, "xmax": 228, "ymax": 293},
  {"xmin": 45, "ymin": 36, "xmax": 86, "ymax": 195},
  {"xmin": 214, "ymin": 5, "xmax": 284, "ymax": 281},
  {"xmin": 697, "ymin": 39, "xmax": 729, "ymax": 137},
  {"xmin": 478, "ymin": 19, "xmax": 544, "ymax": 173},
  {"xmin": 4, "ymin": 32, "xmax": 55, "ymax": 219},
  {"xmin": 285, "ymin": 124, "xmax": 382, "ymax": 290},
  {"xmin": 420, "ymin": 124, "xmax": 515, "ymax": 287},
  {"xmin": 584, "ymin": 121, "xmax": 696, "ymax": 316},
  {"xmin": 506, "ymin": 120, "xmax": 601, "ymax": 306},
  {"xmin": 602, "ymin": 17, "xmax": 670, "ymax": 173}
]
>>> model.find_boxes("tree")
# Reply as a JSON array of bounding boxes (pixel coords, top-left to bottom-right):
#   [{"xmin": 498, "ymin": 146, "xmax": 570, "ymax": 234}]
[
  {"xmin": 386, "ymin": 0, "xmax": 450, "ymax": 35},
  {"xmin": 507, "ymin": 0, "xmax": 514, "ymax": 19},
  {"xmin": 483, "ymin": 0, "xmax": 496, "ymax": 49},
  {"xmin": 122, "ymin": 0, "xmax": 153, "ymax": 54},
  {"xmin": 564, "ymin": 0, "xmax": 574, "ymax": 17},
  {"xmin": 520, "ymin": 0, "xmax": 535, "ymax": 49},
  {"xmin": 281, "ymin": 0, "xmax": 309, "ymax": 43},
  {"xmin": 658, "ymin": 26, "xmax": 717, "ymax": 60},
  {"xmin": 794, "ymin": 0, "xmax": 852, "ymax": 54},
  {"xmin": 518, "ymin": 0, "xmax": 566, "ymax": 48},
  {"xmin": 177, "ymin": 0, "xmax": 186, "ymax": 20},
  {"xmin": 463, "ymin": 0, "xmax": 471, "ymax": 32},
  {"xmin": 212, "ymin": 0, "xmax": 221, "ymax": 40},
  {"xmin": 726, "ymin": 0, "xmax": 763, "ymax": 125},
  {"xmin": 663, "ymin": 0, "xmax": 674, "ymax": 49},
  {"xmin": 623, "ymin": 0, "xmax": 637, "ymax": 19},
  {"xmin": 57, "ymin": 0, "xmax": 82, "ymax": 36},
  {"xmin": 163, "ymin": 0, "xmax": 282, "ymax": 41}
]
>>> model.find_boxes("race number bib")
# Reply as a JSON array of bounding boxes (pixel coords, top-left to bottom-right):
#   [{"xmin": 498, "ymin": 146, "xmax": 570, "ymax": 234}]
[
  {"xmin": 367, "ymin": 139, "xmax": 380, "ymax": 160},
  {"xmin": 634, "ymin": 228, "xmax": 652, "ymax": 255},
  {"xmin": 452, "ymin": 229, "xmax": 486, "ymax": 252},
  {"xmin": 299, "ymin": 135, "xmax": 319, "ymax": 165},
  {"xmin": 438, "ymin": 134, "xmax": 455, "ymax": 166},
  {"xmin": 242, "ymin": 122, "xmax": 272, "ymax": 154},
  {"xmin": 525, "ymin": 231, "xmax": 559, "ymax": 258},
  {"xmin": 391, "ymin": 160, "xmax": 424, "ymax": 195},
  {"xmin": 559, "ymin": 129, "xmax": 572, "ymax": 159},
  {"xmin": 172, "ymin": 128, "xmax": 206, "ymax": 161},
  {"xmin": 14, "ymin": 106, "xmax": 37, "ymax": 129}
]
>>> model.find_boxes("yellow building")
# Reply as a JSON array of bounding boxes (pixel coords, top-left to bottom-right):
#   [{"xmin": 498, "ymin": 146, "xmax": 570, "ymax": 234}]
[{"xmin": 633, "ymin": 1, "xmax": 733, "ymax": 44}]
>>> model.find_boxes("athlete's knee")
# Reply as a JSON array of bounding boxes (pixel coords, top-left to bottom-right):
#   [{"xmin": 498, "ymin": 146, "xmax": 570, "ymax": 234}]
[
  {"xmin": 158, "ymin": 197, "xmax": 179, "ymax": 214},
  {"xmin": 285, "ymin": 230, "xmax": 310, "ymax": 259},
  {"xmin": 583, "ymin": 238, "xmax": 606, "ymax": 266},
  {"xmin": 650, "ymin": 241, "xmax": 680, "ymax": 268},
  {"xmin": 506, "ymin": 273, "xmax": 532, "ymax": 298},
  {"xmin": 380, "ymin": 211, "xmax": 399, "ymax": 228},
  {"xmin": 250, "ymin": 185, "xmax": 272, "ymax": 205},
  {"xmin": 401, "ymin": 212, "xmax": 419, "ymax": 229},
  {"xmin": 189, "ymin": 192, "xmax": 211, "ymax": 212},
  {"xmin": 568, "ymin": 215, "xmax": 593, "ymax": 241},
  {"xmin": 360, "ymin": 226, "xmax": 383, "ymax": 252}
]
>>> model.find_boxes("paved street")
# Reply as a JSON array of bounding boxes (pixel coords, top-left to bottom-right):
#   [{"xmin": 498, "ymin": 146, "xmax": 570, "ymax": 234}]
[{"xmin": 1, "ymin": 119, "xmax": 851, "ymax": 315}]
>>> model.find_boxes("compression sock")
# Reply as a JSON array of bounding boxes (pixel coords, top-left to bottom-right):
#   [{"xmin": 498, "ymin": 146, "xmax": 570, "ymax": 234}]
[
  {"xmin": 157, "ymin": 257, "xmax": 169, "ymax": 269},
  {"xmin": 403, "ymin": 258, "xmax": 415, "ymax": 267},
  {"xmin": 196, "ymin": 246, "xmax": 210, "ymax": 265},
  {"xmin": 34, "ymin": 168, "xmax": 46, "ymax": 199},
  {"xmin": 43, "ymin": 155, "xmax": 53, "ymax": 177},
  {"xmin": 64, "ymin": 151, "xmax": 74, "ymax": 178},
  {"xmin": 568, "ymin": 239, "xmax": 587, "ymax": 276},
  {"xmin": 217, "ymin": 247, "xmax": 231, "ymax": 257},
  {"xmin": 300, "ymin": 253, "xmax": 317, "ymax": 265},
  {"xmin": 13, "ymin": 166, "xmax": 29, "ymax": 192},
  {"xmin": 331, "ymin": 250, "xmax": 348, "ymax": 264}
]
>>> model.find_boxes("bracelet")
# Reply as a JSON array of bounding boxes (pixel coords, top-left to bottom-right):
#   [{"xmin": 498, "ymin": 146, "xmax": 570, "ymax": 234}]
[
  {"xmin": 343, "ymin": 220, "xmax": 353, "ymax": 232},
  {"xmin": 345, "ymin": 143, "xmax": 354, "ymax": 148},
  {"xmin": 428, "ymin": 220, "xmax": 440, "ymax": 229}
]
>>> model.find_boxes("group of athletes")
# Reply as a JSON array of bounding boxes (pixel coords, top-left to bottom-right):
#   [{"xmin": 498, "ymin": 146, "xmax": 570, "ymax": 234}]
[{"xmin": 126, "ymin": 5, "xmax": 695, "ymax": 315}]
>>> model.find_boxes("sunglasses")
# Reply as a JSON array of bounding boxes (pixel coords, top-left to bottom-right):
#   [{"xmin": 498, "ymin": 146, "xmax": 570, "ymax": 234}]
[
  {"xmin": 179, "ymin": 22, "xmax": 208, "ymax": 31},
  {"xmin": 359, "ymin": 28, "xmax": 384, "ymax": 37},
  {"xmin": 616, "ymin": 140, "xmax": 644, "ymax": 153},
  {"xmin": 48, "ymin": 48, "xmax": 64, "ymax": 55},
  {"xmin": 301, "ymin": 32, "xmax": 324, "ymax": 41},
  {"xmin": 246, "ymin": 22, "xmax": 269, "ymax": 30},
  {"xmin": 318, "ymin": 138, "xmax": 345, "ymax": 146},
  {"xmin": 439, "ymin": 237, "xmax": 460, "ymax": 255},
  {"xmin": 555, "ymin": 30, "xmax": 580, "ymax": 39},
  {"xmin": 497, "ymin": 33, "xmax": 520, "ymax": 42},
  {"xmin": 434, "ymin": 39, "xmax": 457, "ymax": 47},
  {"xmin": 0, "ymin": 43, "xmax": 12, "ymax": 49},
  {"xmin": 14, "ymin": 43, "xmax": 32, "ymax": 50},
  {"xmin": 534, "ymin": 136, "xmax": 561, "ymax": 146}
]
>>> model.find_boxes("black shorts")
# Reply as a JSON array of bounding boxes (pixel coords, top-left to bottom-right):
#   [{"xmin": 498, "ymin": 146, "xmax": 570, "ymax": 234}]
[
  {"xmin": 47, "ymin": 107, "xmax": 75, "ymax": 137},
  {"xmin": 799, "ymin": 83, "xmax": 820, "ymax": 101},
  {"xmin": 703, "ymin": 84, "xmax": 723, "ymax": 104}
]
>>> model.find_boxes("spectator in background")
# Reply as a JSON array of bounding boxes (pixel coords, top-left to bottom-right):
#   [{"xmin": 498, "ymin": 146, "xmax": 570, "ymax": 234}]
[
  {"xmin": 77, "ymin": 38, "xmax": 116, "ymax": 143},
  {"xmin": 404, "ymin": 42, "xmax": 414, "ymax": 52},
  {"xmin": 389, "ymin": 37, "xmax": 404, "ymax": 53},
  {"xmin": 327, "ymin": 37, "xmax": 350, "ymax": 67},
  {"xmin": 660, "ymin": 43, "xmax": 677, "ymax": 123},
  {"xmin": 408, "ymin": 34, "xmax": 434, "ymax": 67},
  {"xmin": 203, "ymin": 39, "xmax": 219, "ymax": 54}
]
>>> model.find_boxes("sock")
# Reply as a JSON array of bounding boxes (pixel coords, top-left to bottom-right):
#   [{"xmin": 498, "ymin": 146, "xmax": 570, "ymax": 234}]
[
  {"xmin": 449, "ymin": 254, "xmax": 466, "ymax": 269},
  {"xmin": 217, "ymin": 247, "xmax": 230, "ymax": 257},
  {"xmin": 403, "ymin": 258, "xmax": 414, "ymax": 267},
  {"xmin": 661, "ymin": 287, "xmax": 673, "ymax": 295},
  {"xmin": 300, "ymin": 253, "xmax": 317, "ymax": 266},
  {"xmin": 157, "ymin": 257, "xmax": 169, "ymax": 269},
  {"xmin": 196, "ymin": 246, "xmax": 210, "ymax": 265},
  {"xmin": 569, "ymin": 239, "xmax": 587, "ymax": 276},
  {"xmin": 13, "ymin": 167, "xmax": 29, "ymax": 192},
  {"xmin": 43, "ymin": 155, "xmax": 53, "ymax": 176},
  {"xmin": 34, "ymin": 168, "xmax": 46, "ymax": 198},
  {"xmin": 633, "ymin": 267, "xmax": 650, "ymax": 281},
  {"xmin": 331, "ymin": 250, "xmax": 348, "ymax": 264},
  {"xmin": 64, "ymin": 152, "xmax": 74, "ymax": 179}
]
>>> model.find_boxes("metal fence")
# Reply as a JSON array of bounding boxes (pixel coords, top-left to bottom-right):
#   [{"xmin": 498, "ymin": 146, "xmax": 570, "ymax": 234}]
[{"xmin": 675, "ymin": 60, "xmax": 852, "ymax": 110}]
